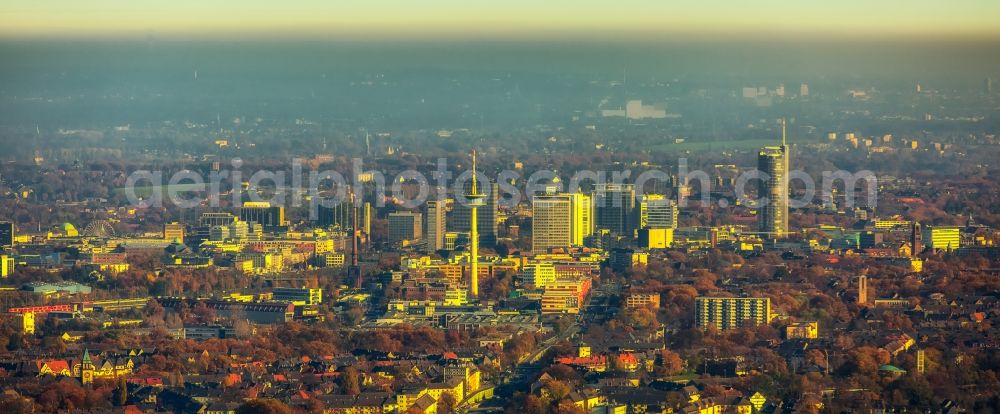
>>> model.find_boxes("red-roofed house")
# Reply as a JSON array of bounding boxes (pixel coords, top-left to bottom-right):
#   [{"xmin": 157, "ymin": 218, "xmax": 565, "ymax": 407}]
[{"xmin": 37, "ymin": 360, "xmax": 72, "ymax": 376}]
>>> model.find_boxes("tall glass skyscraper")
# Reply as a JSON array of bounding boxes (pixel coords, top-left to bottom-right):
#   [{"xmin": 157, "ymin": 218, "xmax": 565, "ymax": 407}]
[
  {"xmin": 757, "ymin": 120, "xmax": 790, "ymax": 238},
  {"xmin": 594, "ymin": 183, "xmax": 635, "ymax": 236}
]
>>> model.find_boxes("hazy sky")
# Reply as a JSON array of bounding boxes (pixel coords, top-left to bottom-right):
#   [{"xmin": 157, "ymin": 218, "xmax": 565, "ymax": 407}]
[{"xmin": 2, "ymin": 0, "xmax": 999, "ymax": 40}]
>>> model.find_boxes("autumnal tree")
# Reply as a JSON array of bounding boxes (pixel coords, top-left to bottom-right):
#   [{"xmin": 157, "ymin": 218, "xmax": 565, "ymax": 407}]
[
  {"xmin": 553, "ymin": 399, "xmax": 585, "ymax": 414},
  {"xmin": 506, "ymin": 393, "xmax": 545, "ymax": 414},
  {"xmin": 0, "ymin": 393, "xmax": 35, "ymax": 414},
  {"xmin": 438, "ymin": 392, "xmax": 457, "ymax": 414},
  {"xmin": 658, "ymin": 349, "xmax": 684, "ymax": 376},
  {"xmin": 543, "ymin": 379, "xmax": 572, "ymax": 401},
  {"xmin": 341, "ymin": 366, "xmax": 361, "ymax": 396}
]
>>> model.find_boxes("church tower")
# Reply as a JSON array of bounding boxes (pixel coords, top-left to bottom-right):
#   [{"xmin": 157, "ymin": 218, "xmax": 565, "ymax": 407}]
[{"xmin": 81, "ymin": 348, "xmax": 95, "ymax": 385}]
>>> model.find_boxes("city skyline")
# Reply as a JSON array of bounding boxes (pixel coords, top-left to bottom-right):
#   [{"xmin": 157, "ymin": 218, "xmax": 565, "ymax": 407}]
[{"xmin": 1, "ymin": 2, "xmax": 999, "ymax": 413}]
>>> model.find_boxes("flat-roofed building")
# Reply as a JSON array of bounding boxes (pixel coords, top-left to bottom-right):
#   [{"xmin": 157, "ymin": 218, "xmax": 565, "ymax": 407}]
[
  {"xmin": 625, "ymin": 293, "xmax": 660, "ymax": 309},
  {"xmin": 541, "ymin": 277, "xmax": 592, "ymax": 314},
  {"xmin": 426, "ymin": 200, "xmax": 447, "ymax": 252},
  {"xmin": 637, "ymin": 194, "xmax": 678, "ymax": 229},
  {"xmin": 637, "ymin": 228, "xmax": 673, "ymax": 249},
  {"xmin": 199, "ymin": 212, "xmax": 236, "ymax": 227},
  {"xmin": 272, "ymin": 287, "xmax": 323, "ymax": 305},
  {"xmin": 389, "ymin": 211, "xmax": 423, "ymax": 245},
  {"xmin": 163, "ymin": 222, "xmax": 185, "ymax": 242},
  {"xmin": 521, "ymin": 262, "xmax": 556, "ymax": 288},
  {"xmin": 1, "ymin": 255, "xmax": 14, "ymax": 277},
  {"xmin": 0, "ymin": 221, "xmax": 14, "ymax": 248},
  {"xmin": 924, "ymin": 226, "xmax": 961, "ymax": 252},
  {"xmin": 695, "ymin": 297, "xmax": 773, "ymax": 330},
  {"xmin": 785, "ymin": 321, "xmax": 819, "ymax": 339},
  {"xmin": 594, "ymin": 183, "xmax": 635, "ymax": 236},
  {"xmin": 239, "ymin": 201, "xmax": 285, "ymax": 228},
  {"xmin": 531, "ymin": 192, "xmax": 592, "ymax": 254},
  {"xmin": 158, "ymin": 298, "xmax": 294, "ymax": 324}
]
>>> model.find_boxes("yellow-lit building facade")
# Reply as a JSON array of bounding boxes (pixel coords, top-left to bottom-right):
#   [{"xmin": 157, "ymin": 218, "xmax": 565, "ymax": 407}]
[
  {"xmin": 531, "ymin": 192, "xmax": 592, "ymax": 254},
  {"xmin": 625, "ymin": 293, "xmax": 661, "ymax": 309},
  {"xmin": 1, "ymin": 255, "xmax": 14, "ymax": 277},
  {"xmin": 925, "ymin": 226, "xmax": 961, "ymax": 251},
  {"xmin": 785, "ymin": 321, "xmax": 819, "ymax": 339}
]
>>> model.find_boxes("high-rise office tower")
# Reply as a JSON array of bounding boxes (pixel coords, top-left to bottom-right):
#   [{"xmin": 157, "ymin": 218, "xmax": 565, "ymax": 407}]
[
  {"xmin": 317, "ymin": 200, "xmax": 372, "ymax": 239},
  {"xmin": 317, "ymin": 201, "xmax": 353, "ymax": 227},
  {"xmin": 572, "ymin": 193, "xmax": 594, "ymax": 243},
  {"xmin": 347, "ymin": 189, "xmax": 363, "ymax": 289},
  {"xmin": 757, "ymin": 119, "xmax": 790, "ymax": 238},
  {"xmin": 594, "ymin": 183, "xmax": 635, "ymax": 236},
  {"xmin": 388, "ymin": 212, "xmax": 422, "ymax": 245},
  {"xmin": 0, "ymin": 221, "xmax": 13, "ymax": 248},
  {"xmin": 466, "ymin": 151, "xmax": 485, "ymax": 298},
  {"xmin": 533, "ymin": 194, "xmax": 572, "ymax": 254},
  {"xmin": 425, "ymin": 200, "xmax": 447, "ymax": 252},
  {"xmin": 452, "ymin": 179, "xmax": 498, "ymax": 248},
  {"xmin": 987, "ymin": 77, "xmax": 994, "ymax": 95},
  {"xmin": 239, "ymin": 202, "xmax": 285, "ymax": 228},
  {"xmin": 637, "ymin": 194, "xmax": 678, "ymax": 229},
  {"xmin": 531, "ymin": 191, "xmax": 592, "ymax": 254}
]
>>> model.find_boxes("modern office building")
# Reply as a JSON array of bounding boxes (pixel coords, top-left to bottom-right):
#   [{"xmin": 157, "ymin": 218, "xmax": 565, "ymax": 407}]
[
  {"xmin": 163, "ymin": 222, "xmax": 185, "ymax": 242},
  {"xmin": 924, "ymin": 226, "xmax": 961, "ymax": 252},
  {"xmin": 1, "ymin": 255, "xmax": 14, "ymax": 277},
  {"xmin": 637, "ymin": 194, "xmax": 678, "ymax": 229},
  {"xmin": 199, "ymin": 212, "xmax": 236, "ymax": 227},
  {"xmin": 695, "ymin": 297, "xmax": 774, "ymax": 330},
  {"xmin": 637, "ymin": 228, "xmax": 673, "ymax": 249},
  {"xmin": 625, "ymin": 293, "xmax": 661, "ymax": 309},
  {"xmin": 521, "ymin": 262, "xmax": 556, "ymax": 288},
  {"xmin": 531, "ymin": 192, "xmax": 592, "ymax": 254},
  {"xmin": 874, "ymin": 219, "xmax": 910, "ymax": 230},
  {"xmin": 0, "ymin": 221, "xmax": 13, "ymax": 248},
  {"xmin": 594, "ymin": 183, "xmax": 635, "ymax": 236},
  {"xmin": 239, "ymin": 202, "xmax": 285, "ymax": 228},
  {"xmin": 317, "ymin": 200, "xmax": 372, "ymax": 237},
  {"xmin": 575, "ymin": 193, "xmax": 594, "ymax": 242},
  {"xmin": 272, "ymin": 287, "xmax": 323, "ymax": 305},
  {"xmin": 540, "ymin": 277, "xmax": 592, "ymax": 314},
  {"xmin": 426, "ymin": 200, "xmax": 447, "ymax": 252},
  {"xmin": 532, "ymin": 194, "xmax": 571, "ymax": 254},
  {"xmin": 757, "ymin": 120, "xmax": 790, "ymax": 238},
  {"xmin": 389, "ymin": 212, "xmax": 423, "ymax": 245},
  {"xmin": 209, "ymin": 219, "xmax": 259, "ymax": 241}
]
